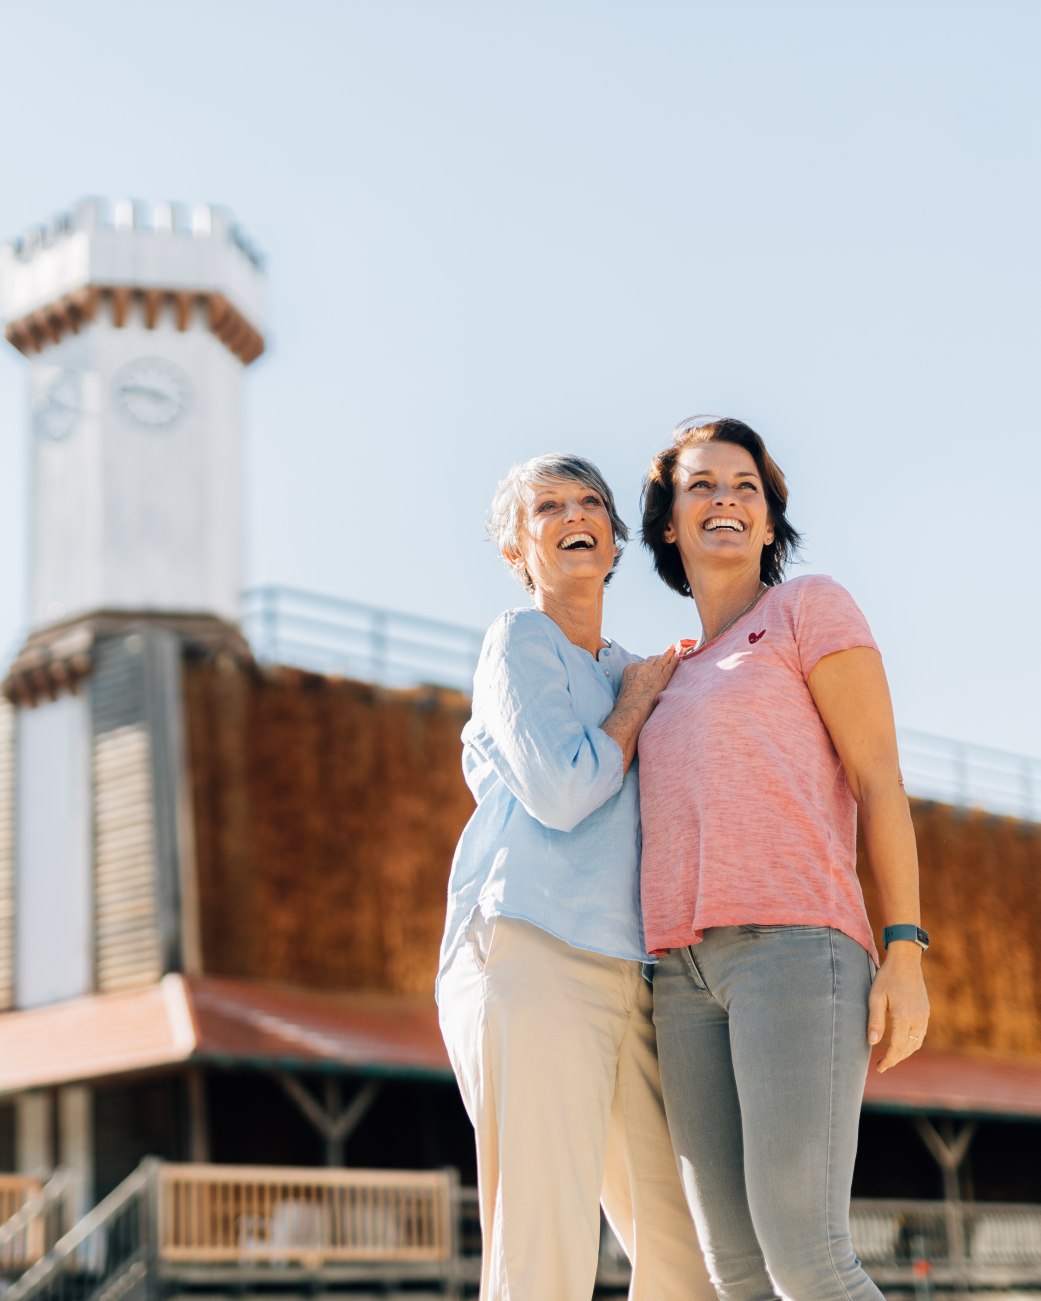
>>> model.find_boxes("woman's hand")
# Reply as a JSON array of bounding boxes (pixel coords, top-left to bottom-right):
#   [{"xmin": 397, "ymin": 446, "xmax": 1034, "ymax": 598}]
[
  {"xmin": 602, "ymin": 648, "xmax": 678, "ymax": 772},
  {"xmin": 867, "ymin": 945, "xmax": 930, "ymax": 1072},
  {"xmin": 619, "ymin": 649, "xmax": 679, "ymax": 714}
]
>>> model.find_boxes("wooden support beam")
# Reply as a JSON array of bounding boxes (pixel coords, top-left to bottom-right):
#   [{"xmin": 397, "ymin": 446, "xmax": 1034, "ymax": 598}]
[
  {"xmin": 208, "ymin": 294, "xmax": 232, "ymax": 335},
  {"xmin": 4, "ymin": 283, "xmax": 262, "ymax": 361},
  {"xmin": 110, "ymin": 287, "xmax": 130, "ymax": 328},
  {"xmin": 142, "ymin": 289, "xmax": 162, "ymax": 329},
  {"xmin": 913, "ymin": 1115, "xmax": 976, "ymax": 1273},
  {"xmin": 28, "ymin": 311, "xmax": 54, "ymax": 348},
  {"xmin": 271, "ymin": 1073, "xmax": 382, "ymax": 1166},
  {"xmin": 187, "ymin": 1068, "xmax": 210, "ymax": 1163},
  {"xmin": 77, "ymin": 287, "xmax": 99, "ymax": 325},
  {"xmin": 4, "ymin": 321, "xmax": 32, "ymax": 355},
  {"xmin": 174, "ymin": 292, "xmax": 193, "ymax": 331}
]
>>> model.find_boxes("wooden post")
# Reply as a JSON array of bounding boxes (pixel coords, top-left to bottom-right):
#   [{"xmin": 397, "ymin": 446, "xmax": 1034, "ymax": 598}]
[
  {"xmin": 187, "ymin": 1070, "xmax": 210, "ymax": 1164},
  {"xmin": 912, "ymin": 1115, "xmax": 976, "ymax": 1285},
  {"xmin": 271, "ymin": 1074, "xmax": 381, "ymax": 1165}
]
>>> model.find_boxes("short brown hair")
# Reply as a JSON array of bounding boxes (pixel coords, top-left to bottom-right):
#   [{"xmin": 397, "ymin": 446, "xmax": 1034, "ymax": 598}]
[{"xmin": 641, "ymin": 416, "xmax": 801, "ymax": 595}]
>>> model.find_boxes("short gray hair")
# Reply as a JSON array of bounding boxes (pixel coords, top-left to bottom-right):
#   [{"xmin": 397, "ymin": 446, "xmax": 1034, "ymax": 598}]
[{"xmin": 487, "ymin": 453, "xmax": 629, "ymax": 593}]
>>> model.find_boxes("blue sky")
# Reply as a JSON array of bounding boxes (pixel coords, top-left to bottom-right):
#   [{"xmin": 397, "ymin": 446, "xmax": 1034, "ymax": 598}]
[{"xmin": 1, "ymin": 0, "xmax": 1039, "ymax": 761}]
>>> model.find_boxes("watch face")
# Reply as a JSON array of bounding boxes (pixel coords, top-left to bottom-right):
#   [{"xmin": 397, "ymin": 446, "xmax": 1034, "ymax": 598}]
[
  {"xmin": 113, "ymin": 358, "xmax": 191, "ymax": 429},
  {"xmin": 34, "ymin": 369, "xmax": 83, "ymax": 442}
]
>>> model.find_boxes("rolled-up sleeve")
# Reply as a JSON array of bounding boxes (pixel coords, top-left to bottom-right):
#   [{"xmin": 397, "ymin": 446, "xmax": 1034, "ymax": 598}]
[{"xmin": 464, "ymin": 614, "xmax": 624, "ymax": 833}]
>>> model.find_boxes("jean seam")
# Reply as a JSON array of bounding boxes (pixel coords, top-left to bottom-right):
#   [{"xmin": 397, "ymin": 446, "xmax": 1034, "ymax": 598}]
[{"xmin": 826, "ymin": 926, "xmax": 858, "ymax": 1301}]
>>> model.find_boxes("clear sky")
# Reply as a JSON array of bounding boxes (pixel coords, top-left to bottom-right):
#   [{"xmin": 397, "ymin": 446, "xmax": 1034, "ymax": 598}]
[{"xmin": 1, "ymin": 0, "xmax": 1039, "ymax": 760}]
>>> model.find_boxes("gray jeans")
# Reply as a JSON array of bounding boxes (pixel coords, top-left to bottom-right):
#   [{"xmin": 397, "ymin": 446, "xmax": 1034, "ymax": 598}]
[{"xmin": 652, "ymin": 925, "xmax": 883, "ymax": 1301}]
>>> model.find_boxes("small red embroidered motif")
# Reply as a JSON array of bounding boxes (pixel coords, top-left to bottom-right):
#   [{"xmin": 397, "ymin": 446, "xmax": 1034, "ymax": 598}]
[{"xmin": 748, "ymin": 629, "xmax": 766, "ymax": 644}]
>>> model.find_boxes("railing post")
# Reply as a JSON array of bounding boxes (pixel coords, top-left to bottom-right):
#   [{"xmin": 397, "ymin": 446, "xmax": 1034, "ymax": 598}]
[
  {"xmin": 140, "ymin": 1158, "xmax": 162, "ymax": 1301},
  {"xmin": 262, "ymin": 589, "xmax": 279, "ymax": 663},
  {"xmin": 444, "ymin": 1166, "xmax": 462, "ymax": 1301},
  {"xmin": 370, "ymin": 609, "xmax": 389, "ymax": 683},
  {"xmin": 953, "ymin": 741, "xmax": 969, "ymax": 808},
  {"xmin": 910, "ymin": 1232, "xmax": 933, "ymax": 1300}
]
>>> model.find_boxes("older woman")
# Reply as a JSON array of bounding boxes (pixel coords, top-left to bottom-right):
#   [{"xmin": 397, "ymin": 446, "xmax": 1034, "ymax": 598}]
[
  {"xmin": 638, "ymin": 417, "xmax": 930, "ymax": 1301},
  {"xmin": 437, "ymin": 453, "xmax": 712, "ymax": 1301}
]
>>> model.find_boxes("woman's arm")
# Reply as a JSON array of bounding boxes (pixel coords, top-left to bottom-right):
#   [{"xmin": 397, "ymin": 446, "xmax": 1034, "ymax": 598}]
[
  {"xmin": 468, "ymin": 620, "xmax": 674, "ymax": 833},
  {"xmin": 808, "ymin": 646, "xmax": 930, "ymax": 1074}
]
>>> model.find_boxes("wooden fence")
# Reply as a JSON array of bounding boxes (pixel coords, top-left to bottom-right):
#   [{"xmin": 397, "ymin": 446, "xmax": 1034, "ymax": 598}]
[
  {"xmin": 157, "ymin": 1163, "xmax": 458, "ymax": 1267},
  {"xmin": 0, "ymin": 1178, "xmax": 41, "ymax": 1228},
  {"xmin": 0, "ymin": 1177, "xmax": 44, "ymax": 1269}
]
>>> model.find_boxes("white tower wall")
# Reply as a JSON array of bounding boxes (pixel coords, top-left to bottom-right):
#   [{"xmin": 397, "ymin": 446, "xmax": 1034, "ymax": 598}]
[
  {"xmin": 15, "ymin": 693, "xmax": 92, "ymax": 1007},
  {"xmin": 29, "ymin": 314, "xmax": 245, "ymax": 624}
]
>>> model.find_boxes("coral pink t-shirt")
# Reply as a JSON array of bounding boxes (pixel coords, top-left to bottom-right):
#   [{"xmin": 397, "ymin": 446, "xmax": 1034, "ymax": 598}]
[{"xmin": 638, "ymin": 574, "xmax": 880, "ymax": 964}]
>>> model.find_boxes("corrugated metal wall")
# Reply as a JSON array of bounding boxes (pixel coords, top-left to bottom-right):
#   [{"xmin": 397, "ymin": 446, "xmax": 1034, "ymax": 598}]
[
  {"xmin": 91, "ymin": 636, "xmax": 166, "ymax": 992},
  {"xmin": 0, "ymin": 698, "xmax": 14, "ymax": 1011},
  {"xmin": 0, "ymin": 1101, "xmax": 14, "ymax": 1172},
  {"xmin": 0, "ymin": 629, "xmax": 188, "ymax": 1007},
  {"xmin": 92, "ymin": 1078, "xmax": 184, "ymax": 1200}
]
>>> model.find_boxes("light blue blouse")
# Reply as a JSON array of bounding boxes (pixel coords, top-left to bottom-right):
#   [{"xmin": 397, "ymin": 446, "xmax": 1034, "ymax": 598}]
[{"xmin": 436, "ymin": 607, "xmax": 648, "ymax": 997}]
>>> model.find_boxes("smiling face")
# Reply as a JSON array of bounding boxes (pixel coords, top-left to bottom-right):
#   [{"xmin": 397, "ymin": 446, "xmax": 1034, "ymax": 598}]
[
  {"xmin": 504, "ymin": 477, "xmax": 618, "ymax": 596},
  {"xmin": 665, "ymin": 442, "xmax": 775, "ymax": 582}
]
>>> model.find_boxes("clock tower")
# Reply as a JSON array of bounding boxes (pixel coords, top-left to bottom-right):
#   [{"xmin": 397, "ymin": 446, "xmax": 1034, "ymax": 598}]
[
  {"xmin": 0, "ymin": 202, "xmax": 266, "ymax": 1201},
  {"xmin": 0, "ymin": 193, "xmax": 266, "ymax": 1020},
  {"xmin": 1, "ymin": 197, "xmax": 265, "ymax": 630}
]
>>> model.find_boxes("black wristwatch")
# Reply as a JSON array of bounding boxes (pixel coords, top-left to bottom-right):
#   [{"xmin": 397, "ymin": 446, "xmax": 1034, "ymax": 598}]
[{"xmin": 882, "ymin": 924, "xmax": 929, "ymax": 952}]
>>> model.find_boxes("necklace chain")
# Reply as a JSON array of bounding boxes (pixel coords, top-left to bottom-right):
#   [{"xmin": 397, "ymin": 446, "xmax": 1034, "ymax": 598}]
[{"xmin": 695, "ymin": 584, "xmax": 767, "ymax": 652}]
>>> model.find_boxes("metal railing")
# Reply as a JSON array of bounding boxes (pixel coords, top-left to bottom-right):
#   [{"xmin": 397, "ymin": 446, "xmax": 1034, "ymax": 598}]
[
  {"xmin": 849, "ymin": 1197, "xmax": 1041, "ymax": 1290},
  {"xmin": 897, "ymin": 728, "xmax": 1041, "ymax": 823},
  {"xmin": 240, "ymin": 585, "xmax": 484, "ymax": 694},
  {"xmin": 3, "ymin": 1163, "xmax": 1039, "ymax": 1299},
  {"xmin": 241, "ymin": 585, "xmax": 1041, "ymax": 823}
]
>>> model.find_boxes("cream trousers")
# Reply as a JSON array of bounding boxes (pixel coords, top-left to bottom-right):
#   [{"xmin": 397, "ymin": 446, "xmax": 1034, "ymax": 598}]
[{"xmin": 438, "ymin": 914, "xmax": 713, "ymax": 1301}]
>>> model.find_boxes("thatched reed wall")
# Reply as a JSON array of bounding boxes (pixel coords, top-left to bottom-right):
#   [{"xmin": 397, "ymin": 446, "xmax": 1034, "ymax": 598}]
[
  {"xmin": 860, "ymin": 800, "xmax": 1041, "ymax": 1057},
  {"xmin": 183, "ymin": 659, "xmax": 473, "ymax": 996},
  {"xmin": 185, "ymin": 656, "xmax": 1041, "ymax": 1055}
]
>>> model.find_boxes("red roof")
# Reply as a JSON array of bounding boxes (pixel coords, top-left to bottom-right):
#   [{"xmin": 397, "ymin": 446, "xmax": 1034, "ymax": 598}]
[
  {"xmin": 2, "ymin": 978, "xmax": 1039, "ymax": 1121},
  {"xmin": 189, "ymin": 976, "xmax": 449, "ymax": 1075},
  {"xmin": 864, "ymin": 1048, "xmax": 1041, "ymax": 1120},
  {"xmin": 0, "ymin": 976, "xmax": 450, "ymax": 1095}
]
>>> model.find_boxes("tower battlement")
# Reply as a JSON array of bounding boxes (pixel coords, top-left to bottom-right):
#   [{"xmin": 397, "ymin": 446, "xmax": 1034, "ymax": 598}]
[
  {"xmin": 1, "ymin": 197, "xmax": 266, "ymax": 364},
  {"xmin": 5, "ymin": 197, "xmax": 265, "ymax": 269}
]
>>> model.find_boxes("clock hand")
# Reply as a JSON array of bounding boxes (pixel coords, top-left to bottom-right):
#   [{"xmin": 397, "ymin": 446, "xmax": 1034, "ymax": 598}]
[{"xmin": 122, "ymin": 384, "xmax": 170, "ymax": 400}]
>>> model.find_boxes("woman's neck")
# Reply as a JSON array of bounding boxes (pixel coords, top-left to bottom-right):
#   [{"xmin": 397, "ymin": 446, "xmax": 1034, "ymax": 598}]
[
  {"xmin": 534, "ymin": 583, "xmax": 606, "ymax": 657},
  {"xmin": 690, "ymin": 566, "xmax": 766, "ymax": 644}
]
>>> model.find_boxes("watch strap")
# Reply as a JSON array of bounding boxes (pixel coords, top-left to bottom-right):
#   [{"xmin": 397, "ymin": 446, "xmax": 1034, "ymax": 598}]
[{"xmin": 882, "ymin": 924, "xmax": 929, "ymax": 952}]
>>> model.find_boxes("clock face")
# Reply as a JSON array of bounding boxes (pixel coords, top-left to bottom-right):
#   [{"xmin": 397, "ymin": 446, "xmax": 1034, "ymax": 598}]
[
  {"xmin": 113, "ymin": 358, "xmax": 191, "ymax": 429},
  {"xmin": 34, "ymin": 369, "xmax": 83, "ymax": 442}
]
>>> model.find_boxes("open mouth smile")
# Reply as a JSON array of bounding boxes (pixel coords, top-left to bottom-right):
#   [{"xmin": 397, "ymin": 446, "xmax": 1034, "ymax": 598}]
[
  {"xmin": 703, "ymin": 517, "xmax": 745, "ymax": 533},
  {"xmin": 559, "ymin": 533, "xmax": 597, "ymax": 550}
]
